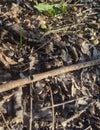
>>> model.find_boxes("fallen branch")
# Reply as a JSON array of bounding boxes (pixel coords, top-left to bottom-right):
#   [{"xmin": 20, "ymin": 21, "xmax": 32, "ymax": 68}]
[{"xmin": 0, "ymin": 59, "xmax": 100, "ymax": 93}]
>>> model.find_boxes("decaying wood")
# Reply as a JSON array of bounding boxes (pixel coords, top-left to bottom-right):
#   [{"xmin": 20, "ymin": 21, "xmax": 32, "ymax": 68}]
[{"xmin": 0, "ymin": 59, "xmax": 100, "ymax": 93}]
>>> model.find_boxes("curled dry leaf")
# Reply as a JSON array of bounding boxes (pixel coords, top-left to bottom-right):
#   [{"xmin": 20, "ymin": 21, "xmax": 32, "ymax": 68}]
[{"xmin": 0, "ymin": 51, "xmax": 17, "ymax": 68}]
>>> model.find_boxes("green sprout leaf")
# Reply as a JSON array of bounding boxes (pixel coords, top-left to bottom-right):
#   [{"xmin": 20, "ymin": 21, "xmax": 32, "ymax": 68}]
[
  {"xmin": 19, "ymin": 28, "xmax": 23, "ymax": 48},
  {"xmin": 61, "ymin": 6, "xmax": 66, "ymax": 12},
  {"xmin": 34, "ymin": 3, "xmax": 66, "ymax": 16},
  {"xmin": 34, "ymin": 3, "xmax": 60, "ymax": 12}
]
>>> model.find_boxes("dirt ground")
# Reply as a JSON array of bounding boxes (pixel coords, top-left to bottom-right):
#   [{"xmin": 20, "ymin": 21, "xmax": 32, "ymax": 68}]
[{"xmin": 0, "ymin": 0, "xmax": 100, "ymax": 130}]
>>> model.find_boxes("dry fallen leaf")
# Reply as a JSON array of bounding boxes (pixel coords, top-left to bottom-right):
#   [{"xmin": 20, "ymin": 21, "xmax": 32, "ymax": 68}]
[
  {"xmin": 10, "ymin": 3, "xmax": 21, "ymax": 18},
  {"xmin": 0, "ymin": 51, "xmax": 17, "ymax": 68}
]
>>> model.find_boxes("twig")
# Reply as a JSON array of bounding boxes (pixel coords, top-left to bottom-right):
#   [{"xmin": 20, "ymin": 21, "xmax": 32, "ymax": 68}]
[
  {"xmin": 49, "ymin": 83, "xmax": 55, "ymax": 130},
  {"xmin": 62, "ymin": 107, "xmax": 86, "ymax": 127},
  {"xmin": 33, "ymin": 37, "xmax": 53, "ymax": 54},
  {"xmin": 61, "ymin": 101, "xmax": 95, "ymax": 127},
  {"xmin": 40, "ymin": 96, "xmax": 88, "ymax": 111},
  {"xmin": 84, "ymin": 125, "xmax": 92, "ymax": 130},
  {"xmin": 29, "ymin": 83, "xmax": 33, "ymax": 130},
  {"xmin": 0, "ymin": 110, "xmax": 11, "ymax": 130},
  {"xmin": 0, "ymin": 93, "xmax": 15, "ymax": 106},
  {"xmin": 0, "ymin": 59, "xmax": 100, "ymax": 93}
]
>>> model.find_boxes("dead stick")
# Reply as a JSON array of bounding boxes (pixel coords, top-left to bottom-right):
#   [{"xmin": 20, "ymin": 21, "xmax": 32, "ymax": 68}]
[{"xmin": 0, "ymin": 59, "xmax": 100, "ymax": 93}]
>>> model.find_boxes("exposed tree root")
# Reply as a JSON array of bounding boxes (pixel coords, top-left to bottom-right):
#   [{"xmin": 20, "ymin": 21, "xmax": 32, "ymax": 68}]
[{"xmin": 0, "ymin": 59, "xmax": 100, "ymax": 93}]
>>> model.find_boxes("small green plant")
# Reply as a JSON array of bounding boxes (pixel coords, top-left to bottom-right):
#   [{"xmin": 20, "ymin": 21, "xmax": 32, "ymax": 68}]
[
  {"xmin": 19, "ymin": 28, "xmax": 23, "ymax": 48},
  {"xmin": 34, "ymin": 3, "xmax": 66, "ymax": 17}
]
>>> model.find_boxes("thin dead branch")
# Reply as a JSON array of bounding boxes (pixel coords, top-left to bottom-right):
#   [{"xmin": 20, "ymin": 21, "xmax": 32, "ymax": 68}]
[
  {"xmin": 0, "ymin": 59, "xmax": 100, "ymax": 93},
  {"xmin": 49, "ymin": 84, "xmax": 55, "ymax": 130},
  {"xmin": 0, "ymin": 110, "xmax": 11, "ymax": 130},
  {"xmin": 40, "ymin": 96, "xmax": 88, "ymax": 111},
  {"xmin": 84, "ymin": 125, "xmax": 92, "ymax": 130},
  {"xmin": 29, "ymin": 83, "xmax": 33, "ymax": 130},
  {"xmin": 61, "ymin": 101, "xmax": 95, "ymax": 127}
]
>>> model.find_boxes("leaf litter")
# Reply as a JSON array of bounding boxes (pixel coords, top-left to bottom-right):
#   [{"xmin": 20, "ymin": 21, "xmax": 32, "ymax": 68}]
[{"xmin": 0, "ymin": 0, "xmax": 100, "ymax": 129}]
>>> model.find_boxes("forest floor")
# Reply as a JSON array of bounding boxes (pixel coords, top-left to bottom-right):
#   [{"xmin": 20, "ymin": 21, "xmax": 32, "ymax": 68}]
[{"xmin": 0, "ymin": 0, "xmax": 100, "ymax": 130}]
